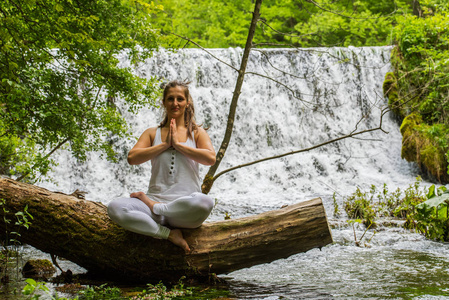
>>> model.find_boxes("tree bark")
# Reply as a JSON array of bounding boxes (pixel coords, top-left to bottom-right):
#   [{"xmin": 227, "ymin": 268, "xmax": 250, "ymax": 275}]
[{"xmin": 0, "ymin": 178, "xmax": 333, "ymax": 282}]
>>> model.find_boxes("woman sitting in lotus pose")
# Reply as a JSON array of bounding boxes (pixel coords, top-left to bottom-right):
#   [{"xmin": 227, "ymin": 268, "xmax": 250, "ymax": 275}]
[{"xmin": 107, "ymin": 80, "xmax": 216, "ymax": 253}]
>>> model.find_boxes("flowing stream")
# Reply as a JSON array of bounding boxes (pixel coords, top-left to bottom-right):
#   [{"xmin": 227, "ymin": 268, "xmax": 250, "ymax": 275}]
[{"xmin": 35, "ymin": 47, "xmax": 449, "ymax": 299}]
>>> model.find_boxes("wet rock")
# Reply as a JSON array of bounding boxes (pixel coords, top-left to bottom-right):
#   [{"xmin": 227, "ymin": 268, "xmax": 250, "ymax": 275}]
[{"xmin": 22, "ymin": 259, "xmax": 56, "ymax": 279}]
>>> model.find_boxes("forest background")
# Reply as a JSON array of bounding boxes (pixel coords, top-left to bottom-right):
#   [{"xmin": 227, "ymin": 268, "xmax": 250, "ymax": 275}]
[{"xmin": 0, "ymin": 0, "xmax": 448, "ymax": 185}]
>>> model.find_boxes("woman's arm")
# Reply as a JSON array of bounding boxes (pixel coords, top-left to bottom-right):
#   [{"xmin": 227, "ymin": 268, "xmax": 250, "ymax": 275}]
[
  {"xmin": 171, "ymin": 120, "xmax": 216, "ymax": 166},
  {"xmin": 127, "ymin": 127, "xmax": 170, "ymax": 165}
]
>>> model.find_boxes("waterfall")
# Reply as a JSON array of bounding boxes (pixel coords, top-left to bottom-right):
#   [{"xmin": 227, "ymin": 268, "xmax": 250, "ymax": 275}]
[{"xmin": 39, "ymin": 46, "xmax": 420, "ymax": 219}]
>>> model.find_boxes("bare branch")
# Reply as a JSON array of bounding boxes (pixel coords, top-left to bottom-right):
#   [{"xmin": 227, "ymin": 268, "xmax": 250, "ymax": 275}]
[
  {"xmin": 211, "ymin": 106, "xmax": 391, "ymax": 183},
  {"xmin": 252, "ymin": 42, "xmax": 296, "ymax": 47},
  {"xmin": 251, "ymin": 49, "xmax": 346, "ymax": 87},
  {"xmin": 253, "ymin": 44, "xmax": 391, "ymax": 72},
  {"xmin": 258, "ymin": 18, "xmax": 317, "ymax": 39},
  {"xmin": 245, "ymin": 71, "xmax": 314, "ymax": 106},
  {"xmin": 168, "ymin": 32, "xmax": 239, "ymax": 72},
  {"xmin": 252, "ymin": 49, "xmax": 307, "ymax": 81}
]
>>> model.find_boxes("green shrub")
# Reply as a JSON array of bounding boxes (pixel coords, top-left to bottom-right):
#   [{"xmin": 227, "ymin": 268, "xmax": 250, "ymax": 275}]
[
  {"xmin": 343, "ymin": 178, "xmax": 428, "ymax": 227},
  {"xmin": 344, "ymin": 186, "xmax": 377, "ymax": 227},
  {"xmin": 343, "ymin": 178, "xmax": 449, "ymax": 242},
  {"xmin": 413, "ymin": 186, "xmax": 449, "ymax": 241}
]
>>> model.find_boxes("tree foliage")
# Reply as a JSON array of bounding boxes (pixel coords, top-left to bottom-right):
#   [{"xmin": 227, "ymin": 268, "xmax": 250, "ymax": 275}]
[
  {"xmin": 151, "ymin": 0, "xmax": 253, "ymax": 48},
  {"xmin": 0, "ymin": 0, "xmax": 163, "ymax": 181},
  {"xmin": 387, "ymin": 0, "xmax": 449, "ymax": 182},
  {"xmin": 259, "ymin": 0, "xmax": 411, "ymax": 47},
  {"xmin": 152, "ymin": 0, "xmax": 413, "ymax": 48}
]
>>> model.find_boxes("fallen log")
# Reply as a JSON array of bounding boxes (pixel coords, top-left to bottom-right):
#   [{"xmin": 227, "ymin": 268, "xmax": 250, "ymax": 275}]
[{"xmin": 0, "ymin": 178, "xmax": 333, "ymax": 282}]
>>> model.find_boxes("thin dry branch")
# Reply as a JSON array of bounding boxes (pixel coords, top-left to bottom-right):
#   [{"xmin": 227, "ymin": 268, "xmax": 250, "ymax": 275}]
[
  {"xmin": 211, "ymin": 106, "xmax": 391, "ymax": 182},
  {"xmin": 252, "ymin": 42, "xmax": 297, "ymax": 47},
  {"xmin": 245, "ymin": 71, "xmax": 314, "ymax": 106},
  {"xmin": 250, "ymin": 48, "xmax": 352, "ymax": 90},
  {"xmin": 253, "ymin": 44, "xmax": 391, "ymax": 71},
  {"xmin": 169, "ymin": 32, "xmax": 239, "ymax": 72},
  {"xmin": 252, "ymin": 49, "xmax": 309, "ymax": 81},
  {"xmin": 258, "ymin": 18, "xmax": 317, "ymax": 39}
]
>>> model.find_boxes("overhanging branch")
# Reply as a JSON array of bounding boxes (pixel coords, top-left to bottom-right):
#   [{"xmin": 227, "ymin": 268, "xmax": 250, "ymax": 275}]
[
  {"xmin": 211, "ymin": 107, "xmax": 391, "ymax": 183},
  {"xmin": 168, "ymin": 32, "xmax": 239, "ymax": 72}
]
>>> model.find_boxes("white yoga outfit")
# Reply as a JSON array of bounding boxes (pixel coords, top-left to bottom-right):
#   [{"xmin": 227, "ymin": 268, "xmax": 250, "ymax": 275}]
[{"xmin": 107, "ymin": 128, "xmax": 214, "ymax": 239}]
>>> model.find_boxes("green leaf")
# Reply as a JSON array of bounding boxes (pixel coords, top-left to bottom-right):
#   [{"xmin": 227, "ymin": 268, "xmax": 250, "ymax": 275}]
[
  {"xmin": 416, "ymin": 191, "xmax": 449, "ymax": 210},
  {"xmin": 427, "ymin": 184, "xmax": 437, "ymax": 199},
  {"xmin": 55, "ymin": 3, "xmax": 63, "ymax": 12}
]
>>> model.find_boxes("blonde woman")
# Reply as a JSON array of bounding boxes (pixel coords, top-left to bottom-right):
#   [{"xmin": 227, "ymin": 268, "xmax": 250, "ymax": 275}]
[{"xmin": 108, "ymin": 81, "xmax": 216, "ymax": 253}]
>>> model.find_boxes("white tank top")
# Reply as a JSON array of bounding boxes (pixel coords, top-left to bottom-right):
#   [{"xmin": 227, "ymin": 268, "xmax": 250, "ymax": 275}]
[{"xmin": 147, "ymin": 127, "xmax": 201, "ymax": 202}]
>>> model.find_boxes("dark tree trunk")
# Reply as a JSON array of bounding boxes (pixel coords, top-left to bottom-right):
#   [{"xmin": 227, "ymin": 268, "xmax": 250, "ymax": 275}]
[
  {"xmin": 0, "ymin": 178, "xmax": 333, "ymax": 282},
  {"xmin": 412, "ymin": 0, "xmax": 422, "ymax": 17}
]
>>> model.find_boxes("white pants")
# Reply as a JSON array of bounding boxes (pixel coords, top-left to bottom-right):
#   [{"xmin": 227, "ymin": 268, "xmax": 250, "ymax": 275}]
[{"xmin": 107, "ymin": 192, "xmax": 214, "ymax": 239}]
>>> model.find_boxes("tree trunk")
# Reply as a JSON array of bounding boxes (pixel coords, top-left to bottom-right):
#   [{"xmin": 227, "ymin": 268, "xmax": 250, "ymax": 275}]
[
  {"xmin": 201, "ymin": 0, "xmax": 263, "ymax": 194},
  {"xmin": 0, "ymin": 178, "xmax": 333, "ymax": 282}
]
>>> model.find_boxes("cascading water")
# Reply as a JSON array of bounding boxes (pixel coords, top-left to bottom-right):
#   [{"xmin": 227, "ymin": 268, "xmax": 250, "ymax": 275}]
[
  {"xmin": 37, "ymin": 47, "xmax": 449, "ymax": 299},
  {"xmin": 41, "ymin": 46, "xmax": 417, "ymax": 210}
]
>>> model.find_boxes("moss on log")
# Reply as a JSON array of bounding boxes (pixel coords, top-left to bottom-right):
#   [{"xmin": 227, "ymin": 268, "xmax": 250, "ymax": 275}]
[{"xmin": 0, "ymin": 178, "xmax": 333, "ymax": 282}]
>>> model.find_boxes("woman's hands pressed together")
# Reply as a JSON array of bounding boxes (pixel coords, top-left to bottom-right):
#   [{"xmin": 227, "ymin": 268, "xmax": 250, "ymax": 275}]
[
  {"xmin": 163, "ymin": 118, "xmax": 180, "ymax": 149},
  {"xmin": 169, "ymin": 118, "xmax": 179, "ymax": 148},
  {"xmin": 169, "ymin": 120, "xmax": 216, "ymax": 166},
  {"xmin": 128, "ymin": 118, "xmax": 216, "ymax": 166}
]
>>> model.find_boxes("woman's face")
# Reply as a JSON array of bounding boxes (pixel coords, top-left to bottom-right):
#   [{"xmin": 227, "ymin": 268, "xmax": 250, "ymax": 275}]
[{"xmin": 163, "ymin": 86, "xmax": 188, "ymax": 119}]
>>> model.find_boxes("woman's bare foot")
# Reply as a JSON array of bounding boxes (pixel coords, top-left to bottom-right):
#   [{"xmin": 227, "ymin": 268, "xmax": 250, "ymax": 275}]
[
  {"xmin": 168, "ymin": 229, "xmax": 191, "ymax": 253},
  {"xmin": 130, "ymin": 191, "xmax": 159, "ymax": 212}
]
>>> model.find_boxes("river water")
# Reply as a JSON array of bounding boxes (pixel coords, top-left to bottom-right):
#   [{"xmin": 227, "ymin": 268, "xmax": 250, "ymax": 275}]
[{"xmin": 36, "ymin": 47, "xmax": 449, "ymax": 299}]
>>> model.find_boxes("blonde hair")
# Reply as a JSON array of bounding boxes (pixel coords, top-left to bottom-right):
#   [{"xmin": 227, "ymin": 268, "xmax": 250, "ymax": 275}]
[{"xmin": 159, "ymin": 80, "xmax": 198, "ymax": 139}]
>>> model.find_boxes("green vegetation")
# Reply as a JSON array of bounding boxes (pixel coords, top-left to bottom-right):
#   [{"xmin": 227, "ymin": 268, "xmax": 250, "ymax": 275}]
[
  {"xmin": 343, "ymin": 181, "xmax": 424, "ymax": 228},
  {"xmin": 19, "ymin": 278, "xmax": 230, "ymax": 300},
  {"xmin": 130, "ymin": 280, "xmax": 193, "ymax": 299},
  {"xmin": 385, "ymin": 0, "xmax": 449, "ymax": 182},
  {"xmin": 22, "ymin": 278, "xmax": 52, "ymax": 299},
  {"xmin": 77, "ymin": 284, "xmax": 124, "ymax": 299},
  {"xmin": 342, "ymin": 178, "xmax": 449, "ymax": 242},
  {"xmin": 263, "ymin": 0, "xmax": 406, "ymax": 47},
  {"xmin": 0, "ymin": 0, "xmax": 163, "ymax": 182},
  {"xmin": 400, "ymin": 114, "xmax": 448, "ymax": 182},
  {"xmin": 414, "ymin": 187, "xmax": 449, "ymax": 241},
  {"xmin": 152, "ymin": 0, "xmax": 413, "ymax": 48},
  {"xmin": 0, "ymin": 198, "xmax": 33, "ymax": 283},
  {"xmin": 151, "ymin": 0, "xmax": 253, "ymax": 48}
]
